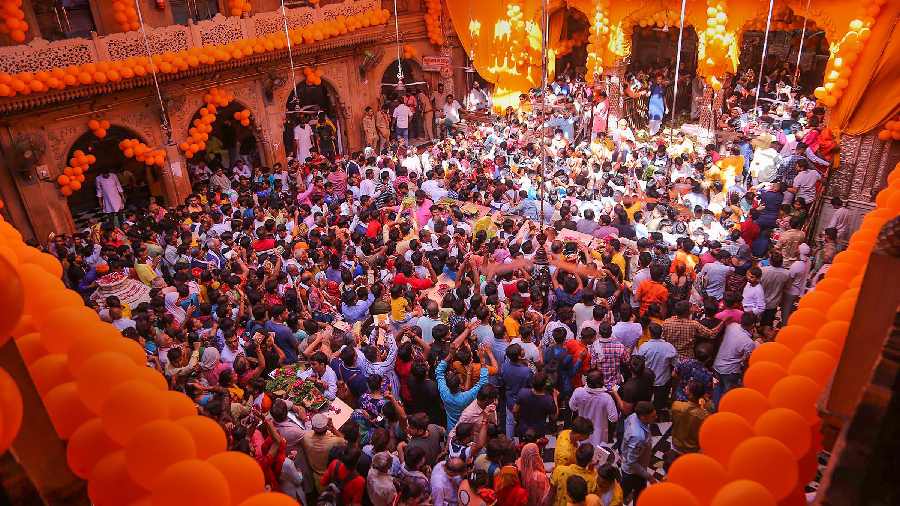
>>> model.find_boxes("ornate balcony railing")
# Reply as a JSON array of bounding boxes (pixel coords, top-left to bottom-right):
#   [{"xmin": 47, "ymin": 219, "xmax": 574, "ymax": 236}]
[{"xmin": 0, "ymin": 0, "xmax": 380, "ymax": 76}]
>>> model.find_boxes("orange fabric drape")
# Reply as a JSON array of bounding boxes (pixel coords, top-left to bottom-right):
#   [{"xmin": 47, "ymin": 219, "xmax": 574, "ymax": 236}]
[{"xmin": 831, "ymin": 4, "xmax": 900, "ymax": 135}]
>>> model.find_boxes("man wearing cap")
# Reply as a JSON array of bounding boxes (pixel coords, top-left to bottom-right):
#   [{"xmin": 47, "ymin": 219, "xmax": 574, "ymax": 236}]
[{"xmin": 300, "ymin": 413, "xmax": 346, "ymax": 492}]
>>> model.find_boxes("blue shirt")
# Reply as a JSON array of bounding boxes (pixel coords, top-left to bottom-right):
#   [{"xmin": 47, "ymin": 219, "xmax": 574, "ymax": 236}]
[
  {"xmin": 436, "ymin": 360, "xmax": 488, "ymax": 430},
  {"xmin": 621, "ymin": 413, "xmax": 652, "ymax": 478},
  {"xmin": 265, "ymin": 320, "xmax": 299, "ymax": 364},
  {"xmin": 500, "ymin": 362, "xmax": 533, "ymax": 406},
  {"xmin": 341, "ymin": 293, "xmax": 375, "ymax": 324},
  {"xmin": 635, "ymin": 339, "xmax": 678, "ymax": 386}
]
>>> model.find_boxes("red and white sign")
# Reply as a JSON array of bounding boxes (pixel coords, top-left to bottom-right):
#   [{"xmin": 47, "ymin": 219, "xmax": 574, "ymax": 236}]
[{"xmin": 422, "ymin": 55, "xmax": 451, "ymax": 72}]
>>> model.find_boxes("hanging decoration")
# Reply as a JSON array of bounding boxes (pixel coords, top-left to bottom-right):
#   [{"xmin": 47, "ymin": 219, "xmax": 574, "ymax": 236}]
[
  {"xmin": 112, "ymin": 0, "xmax": 139, "ymax": 32},
  {"xmin": 57, "ymin": 150, "xmax": 94, "ymax": 197},
  {"xmin": 302, "ymin": 66, "xmax": 323, "ymax": 85},
  {"xmin": 0, "ymin": 0, "xmax": 29, "ymax": 43},
  {"xmin": 226, "ymin": 0, "xmax": 252, "ymax": 17},
  {"xmin": 87, "ymin": 119, "xmax": 111, "ymax": 139},
  {"xmin": 696, "ymin": 0, "xmax": 738, "ymax": 91},
  {"xmin": 424, "ymin": 0, "xmax": 444, "ymax": 46},
  {"xmin": 402, "ymin": 44, "xmax": 417, "ymax": 60},
  {"xmin": 813, "ymin": 0, "xmax": 885, "ymax": 109},
  {"xmin": 878, "ymin": 115, "xmax": 900, "ymax": 142},
  {"xmin": 584, "ymin": 0, "xmax": 612, "ymax": 83},
  {"xmin": 120, "ymin": 138, "xmax": 167, "ymax": 167},
  {"xmin": 0, "ymin": 8, "xmax": 390, "ymax": 98},
  {"xmin": 233, "ymin": 109, "xmax": 252, "ymax": 127},
  {"xmin": 636, "ymin": 10, "xmax": 681, "ymax": 30},
  {"xmin": 179, "ymin": 88, "xmax": 233, "ymax": 159}
]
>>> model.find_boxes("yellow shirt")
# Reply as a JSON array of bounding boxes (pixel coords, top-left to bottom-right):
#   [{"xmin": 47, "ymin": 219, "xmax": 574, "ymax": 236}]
[
  {"xmin": 551, "ymin": 464, "xmax": 599, "ymax": 506},
  {"xmin": 611, "ymin": 253, "xmax": 626, "ymax": 277},
  {"xmin": 504, "ymin": 316, "xmax": 521, "ymax": 339},
  {"xmin": 391, "ymin": 297, "xmax": 409, "ymax": 322},
  {"xmin": 553, "ymin": 430, "xmax": 579, "ymax": 467}
]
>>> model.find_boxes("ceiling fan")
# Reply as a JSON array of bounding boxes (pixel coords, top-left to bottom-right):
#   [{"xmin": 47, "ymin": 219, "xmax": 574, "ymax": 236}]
[{"xmin": 381, "ymin": 78, "xmax": 427, "ymax": 92}]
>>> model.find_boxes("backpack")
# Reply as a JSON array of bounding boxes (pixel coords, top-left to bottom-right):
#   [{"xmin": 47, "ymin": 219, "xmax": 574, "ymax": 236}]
[{"xmin": 543, "ymin": 346, "xmax": 565, "ymax": 391}]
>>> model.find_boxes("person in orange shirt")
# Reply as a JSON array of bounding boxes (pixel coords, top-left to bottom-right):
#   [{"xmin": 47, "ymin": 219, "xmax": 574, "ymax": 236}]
[
  {"xmin": 565, "ymin": 327, "xmax": 596, "ymax": 389},
  {"xmin": 635, "ymin": 264, "xmax": 669, "ymax": 317}
]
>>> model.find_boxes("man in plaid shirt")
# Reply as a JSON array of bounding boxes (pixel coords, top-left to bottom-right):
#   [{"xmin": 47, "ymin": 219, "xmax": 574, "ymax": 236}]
[
  {"xmin": 661, "ymin": 301, "xmax": 723, "ymax": 359},
  {"xmin": 589, "ymin": 322, "xmax": 631, "ymax": 389}
]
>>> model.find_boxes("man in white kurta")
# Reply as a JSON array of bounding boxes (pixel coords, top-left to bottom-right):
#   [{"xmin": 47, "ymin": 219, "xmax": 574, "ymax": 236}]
[
  {"xmin": 293, "ymin": 121, "xmax": 314, "ymax": 162},
  {"xmin": 95, "ymin": 171, "xmax": 125, "ymax": 215}
]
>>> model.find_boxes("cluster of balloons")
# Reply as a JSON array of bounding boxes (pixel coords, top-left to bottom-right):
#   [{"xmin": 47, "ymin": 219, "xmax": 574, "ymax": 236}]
[
  {"xmin": 233, "ymin": 108, "xmax": 252, "ymax": 127},
  {"xmin": 696, "ymin": 0, "xmax": 737, "ymax": 92},
  {"xmin": 111, "ymin": 0, "xmax": 140, "ymax": 33},
  {"xmin": 877, "ymin": 115, "xmax": 900, "ymax": 142},
  {"xmin": 226, "ymin": 0, "xmax": 252, "ymax": 17},
  {"xmin": 585, "ymin": 0, "xmax": 627, "ymax": 84},
  {"xmin": 402, "ymin": 44, "xmax": 417, "ymax": 60},
  {"xmin": 180, "ymin": 88, "xmax": 233, "ymax": 159},
  {"xmin": 424, "ymin": 0, "xmax": 444, "ymax": 46},
  {"xmin": 640, "ymin": 162, "xmax": 900, "ymax": 506},
  {"xmin": 0, "ymin": 216, "xmax": 303, "ymax": 506},
  {"xmin": 120, "ymin": 138, "xmax": 167, "ymax": 167},
  {"xmin": 814, "ymin": 1, "xmax": 885, "ymax": 109},
  {"xmin": 302, "ymin": 66, "xmax": 324, "ymax": 86},
  {"xmin": 0, "ymin": 0, "xmax": 28, "ymax": 43},
  {"xmin": 0, "ymin": 8, "xmax": 390, "ymax": 98},
  {"xmin": 636, "ymin": 9, "xmax": 680, "ymax": 29},
  {"xmin": 554, "ymin": 36, "xmax": 585, "ymax": 59},
  {"xmin": 87, "ymin": 118, "xmax": 111, "ymax": 139},
  {"xmin": 57, "ymin": 150, "xmax": 94, "ymax": 197},
  {"xmin": 743, "ymin": 7, "xmax": 818, "ymax": 33}
]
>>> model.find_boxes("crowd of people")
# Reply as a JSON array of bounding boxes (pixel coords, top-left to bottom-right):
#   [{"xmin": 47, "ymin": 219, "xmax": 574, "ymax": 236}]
[{"xmin": 61, "ymin": 64, "xmax": 848, "ymax": 506}]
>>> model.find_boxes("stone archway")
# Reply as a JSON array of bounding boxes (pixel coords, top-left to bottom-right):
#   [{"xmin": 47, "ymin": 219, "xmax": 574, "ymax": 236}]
[
  {"xmin": 63, "ymin": 125, "xmax": 151, "ymax": 227},
  {"xmin": 284, "ymin": 77, "xmax": 349, "ymax": 159},
  {"xmin": 183, "ymin": 98, "xmax": 266, "ymax": 170}
]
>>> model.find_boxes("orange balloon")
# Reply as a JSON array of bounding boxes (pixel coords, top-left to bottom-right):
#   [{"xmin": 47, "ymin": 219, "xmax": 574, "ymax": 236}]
[
  {"xmin": 22, "ymin": 251, "xmax": 62, "ymax": 278},
  {"xmin": 742, "ymin": 361, "xmax": 788, "ymax": 396},
  {"xmin": 786, "ymin": 308, "xmax": 827, "ymax": 332},
  {"xmin": 126, "ymin": 366, "xmax": 168, "ymax": 392},
  {"xmin": 207, "ymin": 451, "xmax": 267, "ymax": 505},
  {"xmin": 11, "ymin": 314, "xmax": 38, "ymax": 339},
  {"xmin": 65, "ymin": 328, "xmax": 124, "ymax": 375},
  {"xmin": 748, "ymin": 342, "xmax": 795, "ymax": 369},
  {"xmin": 800, "ymin": 338, "xmax": 841, "ymax": 358},
  {"xmin": 788, "ymin": 351, "xmax": 837, "ymax": 386},
  {"xmin": 815, "ymin": 319, "xmax": 849, "ymax": 346},
  {"xmin": 774, "ymin": 325, "xmax": 814, "ymax": 352},
  {"xmin": 165, "ymin": 389, "xmax": 199, "ymax": 418},
  {"xmin": 15, "ymin": 332, "xmax": 49, "ymax": 365},
  {"xmin": 237, "ymin": 493, "xmax": 302, "ymax": 506},
  {"xmin": 768, "ymin": 375, "xmax": 822, "ymax": 424},
  {"xmin": 38, "ymin": 288, "xmax": 86, "ymax": 311},
  {"xmin": 699, "ymin": 412, "xmax": 755, "ymax": 465},
  {"xmin": 67, "ymin": 418, "xmax": 122, "ymax": 479},
  {"xmin": 28, "ymin": 353, "xmax": 72, "ymax": 396},
  {"xmin": 753, "ymin": 408, "xmax": 811, "ymax": 459},
  {"xmin": 718, "ymin": 387, "xmax": 771, "ymax": 424},
  {"xmin": 825, "ymin": 263, "xmax": 862, "ymax": 283},
  {"xmin": 175, "ymin": 415, "xmax": 227, "ymax": 458},
  {"xmin": 75, "ymin": 351, "xmax": 140, "ymax": 412},
  {"xmin": 811, "ymin": 278, "xmax": 847, "ymax": 295},
  {"xmin": 832, "ymin": 250, "xmax": 867, "ymax": 267},
  {"xmin": 101, "ymin": 380, "xmax": 169, "ymax": 445},
  {"xmin": 38, "ymin": 305, "xmax": 100, "ymax": 353},
  {"xmin": 846, "ymin": 239, "xmax": 874, "ymax": 253},
  {"xmin": 710, "ymin": 479, "xmax": 776, "ymax": 506},
  {"xmin": 88, "ymin": 451, "xmax": 149, "ymax": 506},
  {"xmin": 18, "ymin": 263, "xmax": 65, "ymax": 315},
  {"xmin": 635, "ymin": 483, "xmax": 700, "ymax": 506},
  {"xmin": 666, "ymin": 453, "xmax": 728, "ymax": 505},
  {"xmin": 151, "ymin": 459, "xmax": 231, "ymax": 506},
  {"xmin": 125, "ymin": 420, "xmax": 197, "ymax": 489},
  {"xmin": 0, "ymin": 367, "xmax": 24, "ymax": 452},
  {"xmin": 43, "ymin": 382, "xmax": 95, "ymax": 438},
  {"xmin": 795, "ymin": 290, "xmax": 834, "ymax": 313},
  {"xmin": 727, "ymin": 436, "xmax": 798, "ymax": 500},
  {"xmin": 825, "ymin": 298, "xmax": 856, "ymax": 322}
]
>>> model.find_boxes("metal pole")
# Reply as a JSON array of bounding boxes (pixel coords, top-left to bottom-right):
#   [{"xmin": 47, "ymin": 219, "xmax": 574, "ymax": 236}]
[
  {"xmin": 793, "ymin": 0, "xmax": 812, "ymax": 88},
  {"xmin": 754, "ymin": 0, "xmax": 775, "ymax": 113},
  {"xmin": 539, "ymin": 0, "xmax": 549, "ymax": 228},
  {"xmin": 134, "ymin": 0, "xmax": 171, "ymax": 141},
  {"xmin": 669, "ymin": 0, "xmax": 687, "ymax": 142}
]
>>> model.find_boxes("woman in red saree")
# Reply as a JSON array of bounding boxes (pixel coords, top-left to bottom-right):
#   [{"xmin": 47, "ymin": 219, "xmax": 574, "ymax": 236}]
[{"xmin": 494, "ymin": 462, "xmax": 528, "ymax": 506}]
